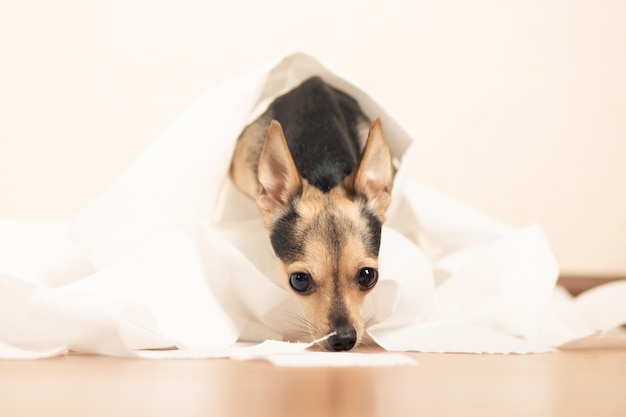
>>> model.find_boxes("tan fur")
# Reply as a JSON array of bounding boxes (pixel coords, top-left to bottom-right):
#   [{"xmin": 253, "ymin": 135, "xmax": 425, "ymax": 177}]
[
  {"xmin": 272, "ymin": 185, "xmax": 379, "ymax": 344},
  {"xmin": 230, "ymin": 111, "xmax": 393, "ymax": 350}
]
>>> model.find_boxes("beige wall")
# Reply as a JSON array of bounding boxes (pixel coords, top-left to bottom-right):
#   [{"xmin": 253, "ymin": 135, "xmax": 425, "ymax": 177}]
[{"xmin": 1, "ymin": 0, "xmax": 624, "ymax": 275}]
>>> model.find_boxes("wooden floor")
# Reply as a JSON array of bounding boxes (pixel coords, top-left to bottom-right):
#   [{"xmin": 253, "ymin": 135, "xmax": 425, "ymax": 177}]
[{"xmin": 1, "ymin": 350, "xmax": 625, "ymax": 417}]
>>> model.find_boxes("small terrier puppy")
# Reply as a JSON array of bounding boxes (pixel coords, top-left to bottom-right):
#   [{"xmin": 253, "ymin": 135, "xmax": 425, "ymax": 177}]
[{"xmin": 229, "ymin": 76, "xmax": 393, "ymax": 351}]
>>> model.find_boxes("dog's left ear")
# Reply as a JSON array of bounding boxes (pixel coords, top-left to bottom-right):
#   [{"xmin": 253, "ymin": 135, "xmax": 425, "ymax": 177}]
[{"xmin": 354, "ymin": 118, "xmax": 393, "ymax": 220}]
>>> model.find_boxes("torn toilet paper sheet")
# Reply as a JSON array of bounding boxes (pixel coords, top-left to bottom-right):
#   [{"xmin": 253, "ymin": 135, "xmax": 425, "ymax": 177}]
[
  {"xmin": 0, "ymin": 342, "xmax": 68, "ymax": 360},
  {"xmin": 1, "ymin": 52, "xmax": 626, "ymax": 361},
  {"xmin": 136, "ymin": 338, "xmax": 417, "ymax": 367}
]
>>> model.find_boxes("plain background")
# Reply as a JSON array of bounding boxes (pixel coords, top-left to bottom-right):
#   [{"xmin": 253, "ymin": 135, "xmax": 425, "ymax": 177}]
[{"xmin": 0, "ymin": 0, "xmax": 624, "ymax": 275}]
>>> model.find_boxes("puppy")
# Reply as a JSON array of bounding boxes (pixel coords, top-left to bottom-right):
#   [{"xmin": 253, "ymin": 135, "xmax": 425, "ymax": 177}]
[{"xmin": 229, "ymin": 76, "xmax": 393, "ymax": 351}]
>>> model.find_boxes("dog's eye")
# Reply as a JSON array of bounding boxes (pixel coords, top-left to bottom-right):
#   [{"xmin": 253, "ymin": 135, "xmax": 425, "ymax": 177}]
[
  {"xmin": 357, "ymin": 267, "xmax": 378, "ymax": 290},
  {"xmin": 289, "ymin": 272, "xmax": 313, "ymax": 293}
]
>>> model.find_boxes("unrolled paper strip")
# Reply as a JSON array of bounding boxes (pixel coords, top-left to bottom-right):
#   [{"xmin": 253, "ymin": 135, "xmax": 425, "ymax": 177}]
[{"xmin": 1, "ymin": 53, "xmax": 625, "ymax": 363}]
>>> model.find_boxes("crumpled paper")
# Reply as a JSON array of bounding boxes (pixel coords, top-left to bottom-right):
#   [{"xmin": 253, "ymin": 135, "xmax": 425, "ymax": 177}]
[{"xmin": 1, "ymin": 52, "xmax": 625, "ymax": 362}]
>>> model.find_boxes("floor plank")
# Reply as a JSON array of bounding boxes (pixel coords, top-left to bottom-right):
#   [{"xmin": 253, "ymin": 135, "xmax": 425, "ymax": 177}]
[{"xmin": 1, "ymin": 350, "xmax": 625, "ymax": 417}]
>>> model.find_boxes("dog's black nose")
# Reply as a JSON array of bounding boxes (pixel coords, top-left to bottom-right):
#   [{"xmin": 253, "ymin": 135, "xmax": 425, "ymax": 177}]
[{"xmin": 328, "ymin": 327, "xmax": 357, "ymax": 351}]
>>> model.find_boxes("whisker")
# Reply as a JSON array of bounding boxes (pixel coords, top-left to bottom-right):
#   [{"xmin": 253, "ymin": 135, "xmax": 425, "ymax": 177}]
[
  {"xmin": 359, "ymin": 335, "xmax": 373, "ymax": 349},
  {"xmin": 358, "ymin": 313, "xmax": 380, "ymax": 350},
  {"xmin": 278, "ymin": 310, "xmax": 314, "ymax": 330},
  {"xmin": 363, "ymin": 313, "xmax": 378, "ymax": 329},
  {"xmin": 273, "ymin": 309, "xmax": 317, "ymax": 343}
]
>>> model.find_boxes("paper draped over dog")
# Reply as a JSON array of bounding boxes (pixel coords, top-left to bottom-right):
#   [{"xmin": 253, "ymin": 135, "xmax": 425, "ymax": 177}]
[{"xmin": 1, "ymin": 52, "xmax": 625, "ymax": 359}]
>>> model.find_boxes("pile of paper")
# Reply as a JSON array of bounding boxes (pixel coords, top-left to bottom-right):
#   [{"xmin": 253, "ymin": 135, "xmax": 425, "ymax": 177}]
[{"xmin": 1, "ymin": 53, "xmax": 624, "ymax": 363}]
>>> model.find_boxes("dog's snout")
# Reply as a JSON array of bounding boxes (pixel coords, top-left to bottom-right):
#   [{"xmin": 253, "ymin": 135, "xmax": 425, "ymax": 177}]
[{"xmin": 328, "ymin": 327, "xmax": 357, "ymax": 351}]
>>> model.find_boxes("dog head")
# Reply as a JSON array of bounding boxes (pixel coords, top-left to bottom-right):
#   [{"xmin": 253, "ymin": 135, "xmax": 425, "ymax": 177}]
[{"xmin": 256, "ymin": 118, "xmax": 393, "ymax": 351}]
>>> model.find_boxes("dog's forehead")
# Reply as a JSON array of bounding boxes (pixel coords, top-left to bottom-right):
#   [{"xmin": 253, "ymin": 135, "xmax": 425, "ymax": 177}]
[
  {"xmin": 270, "ymin": 185, "xmax": 383, "ymax": 264},
  {"xmin": 303, "ymin": 213, "xmax": 370, "ymax": 267},
  {"xmin": 312, "ymin": 196, "xmax": 382, "ymax": 259},
  {"xmin": 300, "ymin": 191, "xmax": 365, "ymax": 243}
]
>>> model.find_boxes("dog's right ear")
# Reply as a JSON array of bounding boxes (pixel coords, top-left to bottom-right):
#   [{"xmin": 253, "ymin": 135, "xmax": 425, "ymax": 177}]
[
  {"xmin": 354, "ymin": 118, "xmax": 393, "ymax": 221},
  {"xmin": 256, "ymin": 120, "xmax": 302, "ymax": 215}
]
